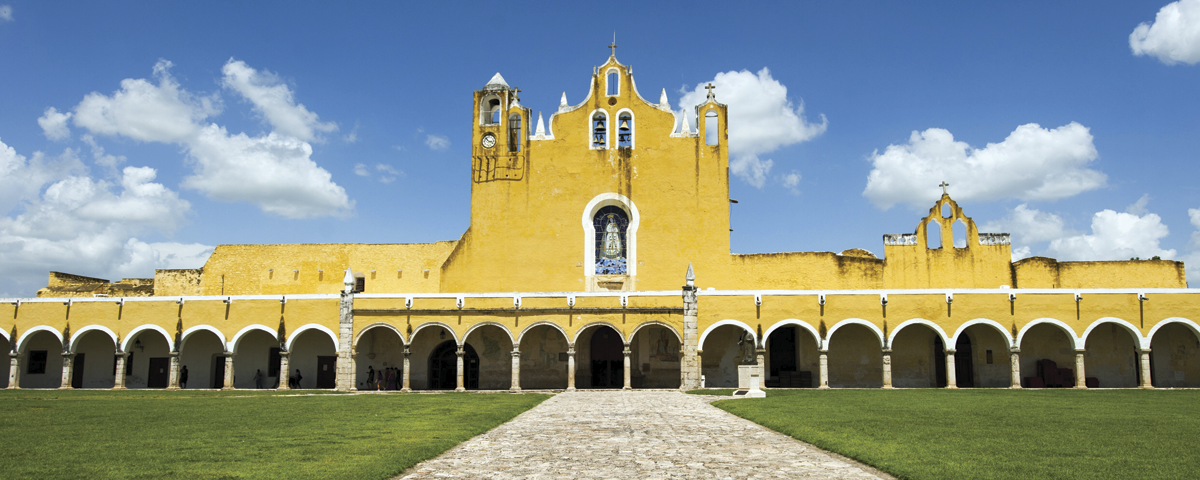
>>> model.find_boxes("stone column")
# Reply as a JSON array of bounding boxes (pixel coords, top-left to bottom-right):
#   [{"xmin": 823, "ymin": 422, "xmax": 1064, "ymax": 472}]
[
  {"xmin": 1074, "ymin": 349, "xmax": 1087, "ymax": 389},
  {"xmin": 8, "ymin": 352, "xmax": 20, "ymax": 389},
  {"xmin": 349, "ymin": 351, "xmax": 358, "ymax": 392},
  {"xmin": 1009, "ymin": 347, "xmax": 1022, "ymax": 389},
  {"xmin": 510, "ymin": 346, "xmax": 521, "ymax": 393},
  {"xmin": 881, "ymin": 348, "xmax": 893, "ymax": 389},
  {"xmin": 1138, "ymin": 348, "xmax": 1153, "ymax": 389},
  {"xmin": 222, "ymin": 353, "xmax": 235, "ymax": 390},
  {"xmin": 818, "ymin": 349, "xmax": 830, "ymax": 389},
  {"xmin": 167, "ymin": 352, "xmax": 181, "ymax": 390},
  {"xmin": 401, "ymin": 346, "xmax": 411, "ymax": 392},
  {"xmin": 455, "ymin": 346, "xmax": 465, "ymax": 392},
  {"xmin": 945, "ymin": 348, "xmax": 958, "ymax": 389},
  {"xmin": 566, "ymin": 345, "xmax": 576, "ymax": 392},
  {"xmin": 336, "ymin": 290, "xmax": 355, "ymax": 392},
  {"xmin": 59, "ymin": 353, "xmax": 74, "ymax": 389},
  {"xmin": 276, "ymin": 352, "xmax": 290, "ymax": 391},
  {"xmin": 755, "ymin": 348, "xmax": 767, "ymax": 389},
  {"xmin": 679, "ymin": 272, "xmax": 701, "ymax": 391},
  {"xmin": 622, "ymin": 345, "xmax": 632, "ymax": 391},
  {"xmin": 113, "ymin": 352, "xmax": 128, "ymax": 390}
]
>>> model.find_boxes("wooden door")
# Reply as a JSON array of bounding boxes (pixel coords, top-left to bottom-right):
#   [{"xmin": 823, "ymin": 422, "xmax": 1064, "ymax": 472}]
[
  {"xmin": 316, "ymin": 356, "xmax": 336, "ymax": 389},
  {"xmin": 147, "ymin": 357, "xmax": 169, "ymax": 388},
  {"xmin": 71, "ymin": 353, "xmax": 86, "ymax": 388}
]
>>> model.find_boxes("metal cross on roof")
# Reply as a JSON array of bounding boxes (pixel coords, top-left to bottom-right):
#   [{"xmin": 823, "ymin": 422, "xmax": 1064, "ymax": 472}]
[
  {"xmin": 705, "ymin": 83, "xmax": 716, "ymax": 100},
  {"xmin": 609, "ymin": 32, "xmax": 618, "ymax": 56},
  {"xmin": 512, "ymin": 87, "xmax": 521, "ymax": 102},
  {"xmin": 939, "ymin": 181, "xmax": 950, "ymax": 194}
]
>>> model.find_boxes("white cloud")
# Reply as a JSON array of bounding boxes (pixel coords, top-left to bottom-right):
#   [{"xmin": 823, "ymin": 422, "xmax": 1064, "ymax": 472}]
[
  {"xmin": 354, "ymin": 163, "xmax": 371, "ymax": 177},
  {"xmin": 71, "ymin": 59, "xmax": 352, "ymax": 218},
  {"xmin": 354, "ymin": 163, "xmax": 403, "ymax": 184},
  {"xmin": 982, "ymin": 204, "xmax": 1068, "ymax": 247},
  {"xmin": 1127, "ymin": 194, "xmax": 1152, "ymax": 215},
  {"xmin": 425, "ymin": 134, "xmax": 450, "ymax": 150},
  {"xmin": 0, "ymin": 139, "xmax": 85, "ymax": 214},
  {"xmin": 1130, "ymin": 0, "xmax": 1200, "ymax": 65},
  {"xmin": 82, "ymin": 134, "xmax": 126, "ymax": 170},
  {"xmin": 863, "ymin": 122, "xmax": 1106, "ymax": 210},
  {"xmin": 221, "ymin": 59, "xmax": 337, "ymax": 142},
  {"xmin": 38, "ymin": 107, "xmax": 72, "ymax": 141},
  {"xmin": 1044, "ymin": 210, "xmax": 1176, "ymax": 261},
  {"xmin": 0, "ymin": 5, "xmax": 12, "ymax": 22},
  {"xmin": 679, "ymin": 68, "xmax": 826, "ymax": 188},
  {"xmin": 1190, "ymin": 208, "xmax": 1200, "ymax": 246}
]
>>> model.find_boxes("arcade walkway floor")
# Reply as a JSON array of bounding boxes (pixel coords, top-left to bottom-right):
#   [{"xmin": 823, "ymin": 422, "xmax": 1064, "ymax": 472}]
[{"xmin": 396, "ymin": 391, "xmax": 889, "ymax": 479}]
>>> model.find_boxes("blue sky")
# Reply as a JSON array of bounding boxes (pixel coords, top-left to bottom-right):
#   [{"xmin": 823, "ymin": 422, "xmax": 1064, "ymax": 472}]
[{"xmin": 2, "ymin": 1, "xmax": 1199, "ymax": 296}]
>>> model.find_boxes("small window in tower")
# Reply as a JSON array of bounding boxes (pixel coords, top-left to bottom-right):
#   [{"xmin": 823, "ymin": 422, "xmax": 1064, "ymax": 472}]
[
  {"xmin": 354, "ymin": 275, "xmax": 365, "ymax": 293},
  {"xmin": 618, "ymin": 112, "xmax": 633, "ymax": 148},
  {"xmin": 705, "ymin": 111, "xmax": 719, "ymax": 145},
  {"xmin": 481, "ymin": 97, "xmax": 502, "ymax": 125},
  {"xmin": 508, "ymin": 114, "xmax": 521, "ymax": 152},
  {"xmin": 592, "ymin": 112, "xmax": 608, "ymax": 149},
  {"xmin": 607, "ymin": 72, "xmax": 619, "ymax": 96}
]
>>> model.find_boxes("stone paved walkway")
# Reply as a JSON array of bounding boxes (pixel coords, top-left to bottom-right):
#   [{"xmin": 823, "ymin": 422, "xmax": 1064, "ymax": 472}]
[{"xmin": 397, "ymin": 391, "xmax": 890, "ymax": 479}]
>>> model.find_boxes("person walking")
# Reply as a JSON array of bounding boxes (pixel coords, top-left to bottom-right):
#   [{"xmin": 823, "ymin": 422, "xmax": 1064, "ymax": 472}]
[
  {"xmin": 290, "ymin": 369, "xmax": 302, "ymax": 389},
  {"xmin": 180, "ymin": 365, "xmax": 189, "ymax": 389},
  {"xmin": 366, "ymin": 366, "xmax": 375, "ymax": 390},
  {"xmin": 254, "ymin": 369, "xmax": 264, "ymax": 389}
]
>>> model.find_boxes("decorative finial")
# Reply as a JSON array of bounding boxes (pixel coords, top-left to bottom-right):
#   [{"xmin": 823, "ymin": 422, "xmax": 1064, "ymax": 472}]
[
  {"xmin": 705, "ymin": 83, "xmax": 716, "ymax": 101},
  {"xmin": 342, "ymin": 268, "xmax": 355, "ymax": 293},
  {"xmin": 609, "ymin": 32, "xmax": 617, "ymax": 57},
  {"xmin": 939, "ymin": 181, "xmax": 950, "ymax": 195},
  {"xmin": 659, "ymin": 88, "xmax": 668, "ymax": 107},
  {"xmin": 560, "ymin": 92, "xmax": 568, "ymax": 109},
  {"xmin": 535, "ymin": 112, "xmax": 546, "ymax": 136},
  {"xmin": 680, "ymin": 109, "xmax": 691, "ymax": 134},
  {"xmin": 685, "ymin": 263, "xmax": 695, "ymax": 287}
]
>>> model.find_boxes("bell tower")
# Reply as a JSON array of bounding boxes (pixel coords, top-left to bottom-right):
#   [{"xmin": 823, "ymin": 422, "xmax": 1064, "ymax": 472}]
[{"xmin": 471, "ymin": 73, "xmax": 529, "ymax": 182}]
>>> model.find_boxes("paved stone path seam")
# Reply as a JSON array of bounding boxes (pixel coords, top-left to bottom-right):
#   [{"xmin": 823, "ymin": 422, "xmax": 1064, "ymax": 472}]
[{"xmin": 396, "ymin": 391, "xmax": 892, "ymax": 479}]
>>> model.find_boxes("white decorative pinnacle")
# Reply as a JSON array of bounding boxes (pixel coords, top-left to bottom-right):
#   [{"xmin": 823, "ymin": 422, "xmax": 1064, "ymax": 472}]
[
  {"xmin": 559, "ymin": 92, "xmax": 569, "ymax": 112},
  {"xmin": 534, "ymin": 112, "xmax": 546, "ymax": 136},
  {"xmin": 659, "ymin": 88, "xmax": 669, "ymax": 107},
  {"xmin": 686, "ymin": 263, "xmax": 695, "ymax": 287},
  {"xmin": 342, "ymin": 268, "xmax": 355, "ymax": 293},
  {"xmin": 485, "ymin": 72, "xmax": 509, "ymax": 89},
  {"xmin": 680, "ymin": 109, "xmax": 691, "ymax": 134}
]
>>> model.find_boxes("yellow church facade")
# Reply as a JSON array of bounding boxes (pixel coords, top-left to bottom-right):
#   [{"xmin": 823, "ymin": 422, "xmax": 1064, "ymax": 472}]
[{"xmin": 6, "ymin": 53, "xmax": 1200, "ymax": 393}]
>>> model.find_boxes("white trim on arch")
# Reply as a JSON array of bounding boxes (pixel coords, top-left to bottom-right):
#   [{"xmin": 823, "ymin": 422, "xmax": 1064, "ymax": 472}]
[
  {"xmin": 1146, "ymin": 317, "xmax": 1200, "ymax": 347},
  {"xmin": 950, "ymin": 319, "xmax": 1013, "ymax": 350},
  {"xmin": 353, "ymin": 322, "xmax": 406, "ymax": 348},
  {"xmin": 1082, "ymin": 317, "xmax": 1147, "ymax": 350},
  {"xmin": 1017, "ymin": 318, "xmax": 1082, "ymax": 350},
  {"xmin": 825, "ymin": 319, "xmax": 885, "ymax": 350},
  {"xmin": 517, "ymin": 320, "xmax": 570, "ymax": 345},
  {"xmin": 17, "ymin": 326, "xmax": 63, "ymax": 353},
  {"xmin": 121, "ymin": 324, "xmax": 174, "ymax": 352},
  {"xmin": 615, "ymin": 108, "xmax": 635, "ymax": 149},
  {"xmin": 629, "ymin": 321, "xmax": 682, "ymax": 343},
  {"xmin": 582, "ymin": 193, "xmax": 640, "ymax": 278},
  {"xmin": 699, "ymin": 319, "xmax": 756, "ymax": 350},
  {"xmin": 69, "ymin": 325, "xmax": 118, "ymax": 353},
  {"xmin": 0, "ymin": 328, "xmax": 7, "ymax": 344},
  {"xmin": 285, "ymin": 324, "xmax": 339, "ymax": 352},
  {"xmin": 464, "ymin": 321, "xmax": 514, "ymax": 345},
  {"xmin": 409, "ymin": 322, "xmax": 459, "ymax": 346},
  {"xmin": 572, "ymin": 321, "xmax": 627, "ymax": 345},
  {"xmin": 762, "ymin": 320, "xmax": 821, "ymax": 348},
  {"xmin": 588, "ymin": 108, "xmax": 610, "ymax": 150},
  {"xmin": 180, "ymin": 325, "xmax": 228, "ymax": 353},
  {"xmin": 888, "ymin": 319, "xmax": 949, "ymax": 349},
  {"xmin": 229, "ymin": 324, "xmax": 280, "ymax": 352}
]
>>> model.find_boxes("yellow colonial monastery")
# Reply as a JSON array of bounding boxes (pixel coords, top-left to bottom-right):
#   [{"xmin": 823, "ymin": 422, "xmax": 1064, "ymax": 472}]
[{"xmin": 7, "ymin": 51, "xmax": 1200, "ymax": 393}]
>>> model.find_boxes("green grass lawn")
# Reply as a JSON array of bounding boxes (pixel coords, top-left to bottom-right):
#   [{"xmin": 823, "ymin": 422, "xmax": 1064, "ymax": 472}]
[
  {"xmin": 705, "ymin": 389, "xmax": 1199, "ymax": 480},
  {"xmin": 0, "ymin": 390, "xmax": 549, "ymax": 479}
]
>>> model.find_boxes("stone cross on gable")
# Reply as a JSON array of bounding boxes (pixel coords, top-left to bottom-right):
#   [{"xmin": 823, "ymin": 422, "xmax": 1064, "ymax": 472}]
[
  {"xmin": 609, "ymin": 39, "xmax": 617, "ymax": 56},
  {"xmin": 939, "ymin": 181, "xmax": 950, "ymax": 195},
  {"xmin": 513, "ymin": 87, "xmax": 521, "ymax": 102},
  {"xmin": 705, "ymin": 83, "xmax": 716, "ymax": 100}
]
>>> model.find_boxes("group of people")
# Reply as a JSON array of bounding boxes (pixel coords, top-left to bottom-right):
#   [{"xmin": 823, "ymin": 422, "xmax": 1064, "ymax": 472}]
[{"xmin": 364, "ymin": 366, "xmax": 403, "ymax": 390}]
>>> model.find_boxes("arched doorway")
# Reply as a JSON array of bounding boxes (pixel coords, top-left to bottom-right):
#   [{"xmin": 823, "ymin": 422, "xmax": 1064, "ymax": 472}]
[
  {"xmin": 464, "ymin": 324, "xmax": 513, "ymax": 390},
  {"xmin": 124, "ymin": 328, "xmax": 172, "ymax": 389},
  {"xmin": 179, "ymin": 329, "xmax": 225, "ymax": 389},
  {"xmin": 428, "ymin": 341, "xmax": 479, "ymax": 390},
  {"xmin": 518, "ymin": 324, "xmax": 568, "ymax": 390},
  {"xmin": 70, "ymin": 330, "xmax": 116, "ymax": 389},
  {"xmin": 628, "ymin": 325, "xmax": 681, "ymax": 389},
  {"xmin": 354, "ymin": 325, "xmax": 404, "ymax": 391},
  {"xmin": 764, "ymin": 325, "xmax": 819, "ymax": 388},
  {"xmin": 699, "ymin": 324, "xmax": 753, "ymax": 388},
  {"xmin": 1020, "ymin": 323, "xmax": 1077, "ymax": 388},
  {"xmin": 289, "ymin": 329, "xmax": 337, "ymax": 389},
  {"xmin": 19, "ymin": 330, "xmax": 63, "ymax": 389},
  {"xmin": 891, "ymin": 325, "xmax": 942, "ymax": 388},
  {"xmin": 955, "ymin": 335, "xmax": 975, "ymax": 388},
  {"xmin": 827, "ymin": 324, "xmax": 882, "ymax": 388},
  {"xmin": 1149, "ymin": 323, "xmax": 1200, "ymax": 388},
  {"xmin": 589, "ymin": 326, "xmax": 623, "ymax": 388},
  {"xmin": 1084, "ymin": 323, "xmax": 1139, "ymax": 388}
]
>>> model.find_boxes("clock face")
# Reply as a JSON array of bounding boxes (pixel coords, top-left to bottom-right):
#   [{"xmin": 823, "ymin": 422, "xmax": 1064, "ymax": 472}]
[{"xmin": 481, "ymin": 133, "xmax": 496, "ymax": 148}]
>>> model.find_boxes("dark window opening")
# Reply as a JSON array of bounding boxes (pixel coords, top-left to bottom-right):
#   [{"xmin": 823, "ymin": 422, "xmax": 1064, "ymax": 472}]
[
  {"xmin": 125, "ymin": 353, "xmax": 134, "ymax": 376},
  {"xmin": 269, "ymin": 348, "xmax": 281, "ymax": 377},
  {"xmin": 508, "ymin": 114, "xmax": 521, "ymax": 152},
  {"xmin": 607, "ymin": 72, "xmax": 618, "ymax": 95},
  {"xmin": 481, "ymin": 98, "xmax": 501, "ymax": 125},
  {"xmin": 592, "ymin": 112, "xmax": 607, "ymax": 148},
  {"xmin": 594, "ymin": 206, "xmax": 629, "ymax": 275},
  {"xmin": 28, "ymin": 350, "xmax": 47, "ymax": 374},
  {"xmin": 354, "ymin": 276, "xmax": 365, "ymax": 293},
  {"xmin": 617, "ymin": 113, "xmax": 632, "ymax": 148}
]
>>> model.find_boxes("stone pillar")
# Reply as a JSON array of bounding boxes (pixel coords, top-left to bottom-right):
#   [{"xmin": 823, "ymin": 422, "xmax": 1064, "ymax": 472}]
[
  {"xmin": 945, "ymin": 348, "xmax": 957, "ymax": 389},
  {"xmin": 1138, "ymin": 348, "xmax": 1153, "ymax": 389},
  {"xmin": 59, "ymin": 353, "xmax": 74, "ymax": 389},
  {"xmin": 510, "ymin": 346, "xmax": 521, "ymax": 393},
  {"xmin": 1074, "ymin": 349, "xmax": 1087, "ymax": 389},
  {"xmin": 336, "ymin": 290, "xmax": 355, "ymax": 392},
  {"xmin": 755, "ymin": 348, "xmax": 767, "ymax": 389},
  {"xmin": 167, "ymin": 352, "xmax": 180, "ymax": 390},
  {"xmin": 1009, "ymin": 347, "xmax": 1022, "ymax": 389},
  {"xmin": 622, "ymin": 345, "xmax": 632, "ymax": 391},
  {"xmin": 455, "ymin": 346, "xmax": 465, "ymax": 392},
  {"xmin": 113, "ymin": 352, "xmax": 128, "ymax": 390},
  {"xmin": 566, "ymin": 345, "xmax": 576, "ymax": 392},
  {"xmin": 401, "ymin": 346, "xmax": 411, "ymax": 392},
  {"xmin": 881, "ymin": 348, "xmax": 893, "ymax": 389},
  {"xmin": 8, "ymin": 352, "xmax": 21, "ymax": 389},
  {"xmin": 222, "ymin": 353, "xmax": 235, "ymax": 390},
  {"xmin": 349, "ymin": 351, "xmax": 358, "ymax": 392},
  {"xmin": 679, "ymin": 273, "xmax": 701, "ymax": 391},
  {"xmin": 276, "ymin": 352, "xmax": 290, "ymax": 391},
  {"xmin": 818, "ymin": 349, "xmax": 830, "ymax": 389}
]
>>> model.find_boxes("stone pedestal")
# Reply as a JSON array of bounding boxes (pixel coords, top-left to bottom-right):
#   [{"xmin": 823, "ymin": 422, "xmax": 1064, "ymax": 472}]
[{"xmin": 735, "ymin": 365, "xmax": 766, "ymax": 398}]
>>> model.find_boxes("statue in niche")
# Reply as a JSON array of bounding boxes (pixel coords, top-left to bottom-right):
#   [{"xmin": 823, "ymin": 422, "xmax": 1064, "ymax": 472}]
[
  {"xmin": 594, "ymin": 208, "xmax": 628, "ymax": 275},
  {"xmin": 602, "ymin": 218, "xmax": 622, "ymax": 258},
  {"xmin": 652, "ymin": 329, "xmax": 678, "ymax": 362},
  {"xmin": 737, "ymin": 331, "xmax": 757, "ymax": 365}
]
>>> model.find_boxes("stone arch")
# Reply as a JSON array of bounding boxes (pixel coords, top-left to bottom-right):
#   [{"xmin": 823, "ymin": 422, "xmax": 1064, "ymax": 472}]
[
  {"xmin": 888, "ymin": 319, "xmax": 949, "ymax": 349},
  {"xmin": 517, "ymin": 321, "xmax": 571, "ymax": 390},
  {"xmin": 825, "ymin": 319, "xmax": 884, "ymax": 350},
  {"xmin": 1082, "ymin": 317, "xmax": 1146, "ymax": 350},
  {"xmin": 17, "ymin": 326, "xmax": 62, "ymax": 353},
  {"xmin": 1147, "ymin": 317, "xmax": 1200, "ymax": 345},
  {"xmin": 573, "ymin": 321, "xmax": 627, "ymax": 345},
  {"xmin": 517, "ymin": 320, "xmax": 567, "ymax": 345},
  {"xmin": 121, "ymin": 324, "xmax": 173, "ymax": 352},
  {"xmin": 230, "ymin": 324, "xmax": 279, "ymax": 352},
  {"xmin": 285, "ymin": 324, "xmax": 338, "ymax": 352},
  {"xmin": 629, "ymin": 321, "xmax": 681, "ymax": 344},
  {"xmin": 69, "ymin": 325, "xmax": 118, "ymax": 353},
  {"xmin": 1017, "ymin": 318, "xmax": 1082, "ymax": 350},
  {"xmin": 410, "ymin": 322, "xmax": 459, "ymax": 346},
  {"xmin": 181, "ymin": 325, "xmax": 229, "ymax": 353},
  {"xmin": 762, "ymin": 319, "xmax": 822, "ymax": 388},
  {"xmin": 1147, "ymin": 317, "xmax": 1200, "ymax": 388},
  {"xmin": 699, "ymin": 319, "xmax": 754, "ymax": 349},
  {"xmin": 951, "ymin": 319, "xmax": 1013, "ymax": 350},
  {"xmin": 354, "ymin": 322, "xmax": 406, "ymax": 349},
  {"xmin": 762, "ymin": 319, "xmax": 821, "ymax": 347}
]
